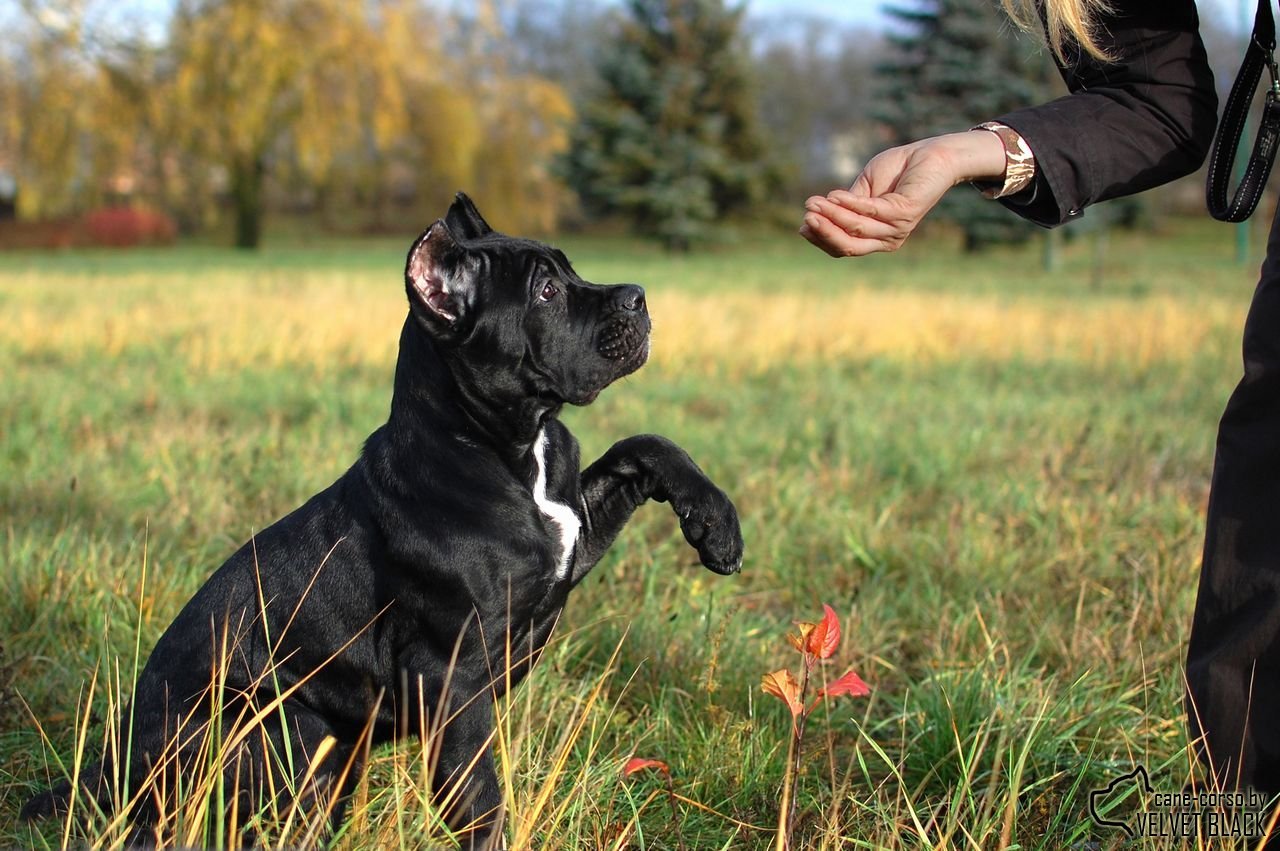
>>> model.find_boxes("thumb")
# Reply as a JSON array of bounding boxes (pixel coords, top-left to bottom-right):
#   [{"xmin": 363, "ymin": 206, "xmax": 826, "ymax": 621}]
[
  {"xmin": 848, "ymin": 169, "xmax": 873, "ymax": 198},
  {"xmin": 835, "ymin": 190, "xmax": 919, "ymax": 225},
  {"xmin": 851, "ymin": 168, "xmax": 953, "ymax": 224}
]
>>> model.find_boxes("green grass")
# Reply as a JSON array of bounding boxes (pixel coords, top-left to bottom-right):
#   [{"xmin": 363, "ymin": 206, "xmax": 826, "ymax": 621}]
[{"xmin": 0, "ymin": 218, "xmax": 1270, "ymax": 848}]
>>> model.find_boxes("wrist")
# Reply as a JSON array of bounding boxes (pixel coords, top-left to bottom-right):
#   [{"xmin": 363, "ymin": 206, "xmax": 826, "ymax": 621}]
[{"xmin": 926, "ymin": 131, "xmax": 1008, "ymax": 185}]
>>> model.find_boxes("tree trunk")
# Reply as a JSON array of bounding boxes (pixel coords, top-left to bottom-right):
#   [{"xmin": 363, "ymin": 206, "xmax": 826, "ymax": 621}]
[
  {"xmin": 1091, "ymin": 224, "xmax": 1110, "ymax": 290},
  {"xmin": 231, "ymin": 155, "xmax": 265, "ymax": 250},
  {"xmin": 1042, "ymin": 228, "xmax": 1062, "ymax": 273}
]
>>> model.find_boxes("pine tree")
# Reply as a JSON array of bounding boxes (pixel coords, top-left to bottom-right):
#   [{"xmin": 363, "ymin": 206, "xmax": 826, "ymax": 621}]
[
  {"xmin": 876, "ymin": 0, "xmax": 1055, "ymax": 251},
  {"xmin": 561, "ymin": 0, "xmax": 774, "ymax": 251}
]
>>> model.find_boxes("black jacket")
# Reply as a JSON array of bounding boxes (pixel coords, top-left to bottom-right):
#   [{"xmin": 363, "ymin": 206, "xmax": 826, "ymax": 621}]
[{"xmin": 994, "ymin": 0, "xmax": 1219, "ymax": 226}]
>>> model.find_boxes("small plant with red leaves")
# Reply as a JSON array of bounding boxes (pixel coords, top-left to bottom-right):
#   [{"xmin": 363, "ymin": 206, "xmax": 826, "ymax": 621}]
[{"xmin": 761, "ymin": 604, "xmax": 870, "ymax": 851}]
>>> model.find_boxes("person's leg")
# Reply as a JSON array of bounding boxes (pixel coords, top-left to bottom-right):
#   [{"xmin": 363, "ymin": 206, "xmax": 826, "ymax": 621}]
[{"xmin": 1187, "ymin": 211, "xmax": 1280, "ymax": 794}]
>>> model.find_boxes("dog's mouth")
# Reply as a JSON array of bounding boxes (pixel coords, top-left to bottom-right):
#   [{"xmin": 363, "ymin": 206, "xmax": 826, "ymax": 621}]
[{"xmin": 567, "ymin": 318, "xmax": 650, "ymax": 406}]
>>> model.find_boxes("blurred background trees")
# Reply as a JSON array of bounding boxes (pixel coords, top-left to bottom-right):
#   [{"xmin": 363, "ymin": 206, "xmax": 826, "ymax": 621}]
[
  {"xmin": 0, "ymin": 0, "xmax": 1237, "ymax": 250},
  {"xmin": 1, "ymin": 2, "xmax": 112, "ymax": 220},
  {"xmin": 560, "ymin": 0, "xmax": 776, "ymax": 251},
  {"xmin": 166, "ymin": 0, "xmax": 406, "ymax": 248},
  {"xmin": 876, "ymin": 0, "xmax": 1055, "ymax": 251},
  {"xmin": 0, "ymin": 0, "xmax": 581, "ymax": 246}
]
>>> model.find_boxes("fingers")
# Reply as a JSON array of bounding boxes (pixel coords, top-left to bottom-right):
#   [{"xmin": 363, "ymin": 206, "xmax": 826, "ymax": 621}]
[
  {"xmin": 799, "ymin": 137, "xmax": 963, "ymax": 258},
  {"xmin": 799, "ymin": 215, "xmax": 887, "ymax": 258},
  {"xmin": 827, "ymin": 189, "xmax": 915, "ymax": 223},
  {"xmin": 807, "ymin": 195, "xmax": 903, "ymax": 240},
  {"xmin": 799, "ymin": 193, "xmax": 909, "ymax": 257}
]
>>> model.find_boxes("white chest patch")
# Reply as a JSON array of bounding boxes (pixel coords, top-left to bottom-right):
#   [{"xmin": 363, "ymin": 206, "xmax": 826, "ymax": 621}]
[{"xmin": 533, "ymin": 429, "xmax": 581, "ymax": 580}]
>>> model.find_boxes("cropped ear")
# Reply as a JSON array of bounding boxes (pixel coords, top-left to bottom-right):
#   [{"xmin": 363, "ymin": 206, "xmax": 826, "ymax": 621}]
[
  {"xmin": 405, "ymin": 220, "xmax": 474, "ymax": 326},
  {"xmin": 445, "ymin": 192, "xmax": 493, "ymax": 241}
]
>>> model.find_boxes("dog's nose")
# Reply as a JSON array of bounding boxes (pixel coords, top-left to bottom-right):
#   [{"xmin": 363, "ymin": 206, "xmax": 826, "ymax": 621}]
[{"xmin": 615, "ymin": 285, "xmax": 646, "ymax": 312}]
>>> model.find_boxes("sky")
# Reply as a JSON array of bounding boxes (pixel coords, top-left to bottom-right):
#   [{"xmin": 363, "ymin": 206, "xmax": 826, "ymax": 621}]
[
  {"xmin": 747, "ymin": 0, "xmax": 884, "ymax": 28},
  {"xmin": 0, "ymin": 0, "xmax": 1256, "ymax": 43},
  {"xmin": 743, "ymin": 0, "xmax": 1248, "ymax": 33},
  {"xmin": 752, "ymin": 0, "xmax": 885, "ymax": 27}
]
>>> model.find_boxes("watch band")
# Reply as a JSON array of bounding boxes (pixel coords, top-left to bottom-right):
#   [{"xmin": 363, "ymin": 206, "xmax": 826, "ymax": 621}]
[{"xmin": 970, "ymin": 121, "xmax": 1036, "ymax": 200}]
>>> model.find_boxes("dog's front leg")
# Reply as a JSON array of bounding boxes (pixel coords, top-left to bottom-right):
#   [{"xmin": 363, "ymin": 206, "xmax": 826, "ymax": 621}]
[
  {"xmin": 571, "ymin": 434, "xmax": 743, "ymax": 585},
  {"xmin": 435, "ymin": 698, "xmax": 504, "ymax": 851},
  {"xmin": 399, "ymin": 660, "xmax": 505, "ymax": 850}
]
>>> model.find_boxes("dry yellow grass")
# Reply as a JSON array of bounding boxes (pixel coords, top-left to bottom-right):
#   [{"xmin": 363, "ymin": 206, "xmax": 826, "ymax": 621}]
[
  {"xmin": 649, "ymin": 290, "xmax": 1240, "ymax": 373},
  {"xmin": 0, "ymin": 269, "xmax": 1244, "ymax": 376}
]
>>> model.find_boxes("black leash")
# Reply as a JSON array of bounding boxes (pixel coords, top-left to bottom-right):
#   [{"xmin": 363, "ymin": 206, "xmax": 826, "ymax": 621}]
[{"xmin": 1207, "ymin": 0, "xmax": 1280, "ymax": 222}]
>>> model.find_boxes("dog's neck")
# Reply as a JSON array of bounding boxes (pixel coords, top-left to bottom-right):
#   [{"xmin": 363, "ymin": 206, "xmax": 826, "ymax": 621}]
[{"xmin": 388, "ymin": 317, "xmax": 554, "ymax": 461}]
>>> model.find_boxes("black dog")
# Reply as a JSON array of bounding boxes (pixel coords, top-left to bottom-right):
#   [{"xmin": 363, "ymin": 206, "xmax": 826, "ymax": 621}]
[{"xmin": 22, "ymin": 194, "xmax": 743, "ymax": 849}]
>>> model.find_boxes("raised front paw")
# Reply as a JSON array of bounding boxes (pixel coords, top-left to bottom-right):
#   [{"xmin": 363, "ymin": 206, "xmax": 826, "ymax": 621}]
[{"xmin": 677, "ymin": 484, "xmax": 744, "ymax": 575}]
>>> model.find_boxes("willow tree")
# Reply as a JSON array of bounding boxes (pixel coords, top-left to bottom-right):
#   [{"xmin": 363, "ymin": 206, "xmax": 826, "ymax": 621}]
[
  {"xmin": 448, "ymin": 0, "xmax": 575, "ymax": 234},
  {"xmin": 1, "ymin": 5, "xmax": 106, "ymax": 219},
  {"xmin": 876, "ymin": 0, "xmax": 1053, "ymax": 251},
  {"xmin": 168, "ymin": 0, "xmax": 405, "ymax": 248}
]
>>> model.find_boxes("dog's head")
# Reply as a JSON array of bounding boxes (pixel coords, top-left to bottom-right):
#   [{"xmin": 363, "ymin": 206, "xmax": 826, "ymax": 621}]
[{"xmin": 404, "ymin": 193, "xmax": 650, "ymax": 408}]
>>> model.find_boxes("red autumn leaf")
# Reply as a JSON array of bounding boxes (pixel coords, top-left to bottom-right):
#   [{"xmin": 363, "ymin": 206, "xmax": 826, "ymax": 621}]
[
  {"xmin": 761, "ymin": 668, "xmax": 804, "ymax": 718},
  {"xmin": 812, "ymin": 670, "xmax": 871, "ymax": 709},
  {"xmin": 805, "ymin": 604, "xmax": 841, "ymax": 660},
  {"xmin": 622, "ymin": 757, "xmax": 670, "ymax": 778}
]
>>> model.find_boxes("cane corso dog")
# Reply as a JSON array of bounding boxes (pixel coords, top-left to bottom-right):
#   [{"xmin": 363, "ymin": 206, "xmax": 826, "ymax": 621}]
[{"xmin": 23, "ymin": 194, "xmax": 743, "ymax": 849}]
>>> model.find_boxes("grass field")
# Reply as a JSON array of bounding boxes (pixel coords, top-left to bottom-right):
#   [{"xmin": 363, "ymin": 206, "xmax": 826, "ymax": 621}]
[{"xmin": 0, "ymin": 218, "xmax": 1269, "ymax": 848}]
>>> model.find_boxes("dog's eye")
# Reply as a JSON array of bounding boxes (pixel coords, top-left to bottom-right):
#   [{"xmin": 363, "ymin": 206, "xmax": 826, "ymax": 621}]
[{"xmin": 538, "ymin": 282, "xmax": 559, "ymax": 302}]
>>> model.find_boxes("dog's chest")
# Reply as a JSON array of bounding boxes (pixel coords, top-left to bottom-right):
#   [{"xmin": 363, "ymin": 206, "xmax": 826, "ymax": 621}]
[{"xmin": 531, "ymin": 429, "xmax": 581, "ymax": 579}]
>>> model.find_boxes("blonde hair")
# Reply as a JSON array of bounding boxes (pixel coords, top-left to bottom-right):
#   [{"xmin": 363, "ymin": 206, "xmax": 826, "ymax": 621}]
[{"xmin": 1001, "ymin": 0, "xmax": 1115, "ymax": 63}]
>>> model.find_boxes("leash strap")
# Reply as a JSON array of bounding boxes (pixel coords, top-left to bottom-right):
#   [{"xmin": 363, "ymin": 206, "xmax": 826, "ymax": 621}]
[{"xmin": 1207, "ymin": 0, "xmax": 1280, "ymax": 222}]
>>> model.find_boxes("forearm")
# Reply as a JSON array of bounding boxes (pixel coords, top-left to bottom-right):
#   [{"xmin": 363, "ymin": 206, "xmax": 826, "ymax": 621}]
[
  {"xmin": 800, "ymin": 129, "xmax": 1012, "ymax": 257},
  {"xmin": 995, "ymin": 16, "xmax": 1217, "ymax": 226},
  {"xmin": 925, "ymin": 130, "xmax": 1009, "ymax": 185},
  {"xmin": 571, "ymin": 435, "xmax": 742, "ymax": 584},
  {"xmin": 571, "ymin": 435, "xmax": 678, "ymax": 583},
  {"xmin": 798, "ymin": 0, "xmax": 1215, "ymax": 258}
]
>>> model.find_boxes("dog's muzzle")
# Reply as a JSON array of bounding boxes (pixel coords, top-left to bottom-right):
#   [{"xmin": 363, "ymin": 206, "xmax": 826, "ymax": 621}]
[
  {"xmin": 598, "ymin": 317, "xmax": 650, "ymax": 362},
  {"xmin": 597, "ymin": 285, "xmax": 650, "ymax": 365}
]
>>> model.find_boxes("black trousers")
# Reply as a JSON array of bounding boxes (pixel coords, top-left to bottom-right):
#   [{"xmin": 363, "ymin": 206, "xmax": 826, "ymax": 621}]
[{"xmin": 1186, "ymin": 207, "xmax": 1280, "ymax": 794}]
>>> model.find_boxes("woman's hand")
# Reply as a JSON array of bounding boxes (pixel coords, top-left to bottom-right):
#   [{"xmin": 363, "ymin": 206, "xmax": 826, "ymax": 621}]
[{"xmin": 800, "ymin": 130, "xmax": 1008, "ymax": 258}]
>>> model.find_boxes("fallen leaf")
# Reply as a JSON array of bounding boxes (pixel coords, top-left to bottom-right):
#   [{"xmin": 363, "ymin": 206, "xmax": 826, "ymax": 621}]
[{"xmin": 623, "ymin": 757, "xmax": 670, "ymax": 778}]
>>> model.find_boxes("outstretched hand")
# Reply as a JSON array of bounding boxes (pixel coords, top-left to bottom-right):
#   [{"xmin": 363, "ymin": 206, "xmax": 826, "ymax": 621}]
[{"xmin": 799, "ymin": 130, "xmax": 1008, "ymax": 258}]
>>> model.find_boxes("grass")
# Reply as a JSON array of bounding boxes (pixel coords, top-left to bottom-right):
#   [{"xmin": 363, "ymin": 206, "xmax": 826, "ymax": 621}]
[{"xmin": 0, "ymin": 216, "xmax": 1269, "ymax": 848}]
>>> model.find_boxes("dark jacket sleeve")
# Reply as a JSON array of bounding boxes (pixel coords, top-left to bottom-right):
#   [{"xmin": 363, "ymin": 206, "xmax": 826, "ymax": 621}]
[{"xmin": 992, "ymin": 0, "xmax": 1218, "ymax": 226}]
